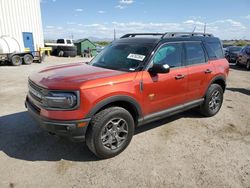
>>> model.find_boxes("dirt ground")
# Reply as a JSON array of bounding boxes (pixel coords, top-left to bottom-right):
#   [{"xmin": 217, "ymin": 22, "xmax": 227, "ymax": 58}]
[{"xmin": 0, "ymin": 56, "xmax": 249, "ymax": 188}]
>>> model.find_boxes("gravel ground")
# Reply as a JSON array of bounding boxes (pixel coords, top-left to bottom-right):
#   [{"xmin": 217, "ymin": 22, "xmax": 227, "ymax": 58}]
[{"xmin": 0, "ymin": 57, "xmax": 249, "ymax": 188}]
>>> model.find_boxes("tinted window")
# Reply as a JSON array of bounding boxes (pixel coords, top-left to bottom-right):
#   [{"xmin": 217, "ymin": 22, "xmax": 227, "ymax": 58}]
[
  {"xmin": 228, "ymin": 46, "xmax": 242, "ymax": 52},
  {"xmin": 205, "ymin": 42, "xmax": 224, "ymax": 59},
  {"xmin": 153, "ymin": 43, "xmax": 182, "ymax": 68},
  {"xmin": 185, "ymin": 42, "xmax": 206, "ymax": 65},
  {"xmin": 57, "ymin": 39, "xmax": 64, "ymax": 44},
  {"xmin": 67, "ymin": 40, "xmax": 72, "ymax": 44}
]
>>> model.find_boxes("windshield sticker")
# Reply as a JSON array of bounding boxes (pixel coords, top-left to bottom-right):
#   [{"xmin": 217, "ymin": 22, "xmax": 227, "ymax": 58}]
[{"xmin": 127, "ymin": 53, "xmax": 146, "ymax": 61}]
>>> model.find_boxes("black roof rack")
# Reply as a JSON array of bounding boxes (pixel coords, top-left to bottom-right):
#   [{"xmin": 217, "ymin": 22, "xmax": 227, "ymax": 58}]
[
  {"xmin": 120, "ymin": 33, "xmax": 164, "ymax": 38},
  {"xmin": 161, "ymin": 32, "xmax": 213, "ymax": 38},
  {"xmin": 120, "ymin": 32, "xmax": 214, "ymax": 39}
]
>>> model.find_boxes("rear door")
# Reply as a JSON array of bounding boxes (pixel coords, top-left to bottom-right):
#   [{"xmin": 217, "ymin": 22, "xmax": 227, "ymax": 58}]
[{"xmin": 184, "ymin": 41, "xmax": 214, "ymax": 101}]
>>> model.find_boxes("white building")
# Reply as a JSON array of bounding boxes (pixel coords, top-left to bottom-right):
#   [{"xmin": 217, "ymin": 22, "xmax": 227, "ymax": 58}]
[{"xmin": 0, "ymin": 0, "xmax": 44, "ymax": 51}]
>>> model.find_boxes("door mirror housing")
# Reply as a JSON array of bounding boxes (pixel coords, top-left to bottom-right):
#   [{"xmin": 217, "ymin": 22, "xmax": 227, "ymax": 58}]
[{"xmin": 149, "ymin": 63, "xmax": 170, "ymax": 75}]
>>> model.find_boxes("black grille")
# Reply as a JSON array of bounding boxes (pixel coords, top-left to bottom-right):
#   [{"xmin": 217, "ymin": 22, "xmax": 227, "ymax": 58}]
[
  {"xmin": 28, "ymin": 80, "xmax": 46, "ymax": 104},
  {"xmin": 29, "ymin": 80, "xmax": 43, "ymax": 92},
  {"xmin": 27, "ymin": 97, "xmax": 41, "ymax": 114}
]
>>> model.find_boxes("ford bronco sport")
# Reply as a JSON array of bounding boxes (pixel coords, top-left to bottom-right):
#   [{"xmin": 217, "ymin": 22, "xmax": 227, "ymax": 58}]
[{"xmin": 25, "ymin": 32, "xmax": 229, "ymax": 158}]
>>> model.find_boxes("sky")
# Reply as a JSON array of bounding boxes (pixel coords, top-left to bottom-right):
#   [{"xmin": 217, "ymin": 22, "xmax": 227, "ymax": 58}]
[{"xmin": 41, "ymin": 0, "xmax": 250, "ymax": 40}]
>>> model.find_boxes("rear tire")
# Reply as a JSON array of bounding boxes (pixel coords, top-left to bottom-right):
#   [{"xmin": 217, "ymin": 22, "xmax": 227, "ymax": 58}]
[
  {"xmin": 86, "ymin": 107, "xmax": 134, "ymax": 159},
  {"xmin": 23, "ymin": 54, "xmax": 33, "ymax": 65},
  {"xmin": 11, "ymin": 55, "xmax": 22, "ymax": 66},
  {"xmin": 200, "ymin": 84, "xmax": 223, "ymax": 117},
  {"xmin": 246, "ymin": 60, "xmax": 250, "ymax": 70},
  {"xmin": 58, "ymin": 50, "xmax": 64, "ymax": 57}
]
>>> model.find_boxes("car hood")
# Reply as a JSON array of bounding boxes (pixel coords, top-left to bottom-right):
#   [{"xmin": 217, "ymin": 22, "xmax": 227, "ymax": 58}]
[{"xmin": 29, "ymin": 63, "xmax": 130, "ymax": 90}]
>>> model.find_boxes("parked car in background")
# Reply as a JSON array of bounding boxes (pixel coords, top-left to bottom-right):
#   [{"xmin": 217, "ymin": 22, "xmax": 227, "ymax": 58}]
[
  {"xmin": 45, "ymin": 39, "xmax": 77, "ymax": 57},
  {"xmin": 224, "ymin": 46, "xmax": 242, "ymax": 63},
  {"xmin": 96, "ymin": 45, "xmax": 105, "ymax": 54},
  {"xmin": 236, "ymin": 45, "xmax": 250, "ymax": 70}
]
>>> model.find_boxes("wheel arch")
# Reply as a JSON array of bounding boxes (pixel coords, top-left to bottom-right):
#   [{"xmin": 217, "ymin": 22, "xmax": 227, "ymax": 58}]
[
  {"xmin": 205, "ymin": 76, "xmax": 226, "ymax": 97},
  {"xmin": 86, "ymin": 95, "xmax": 143, "ymax": 125}
]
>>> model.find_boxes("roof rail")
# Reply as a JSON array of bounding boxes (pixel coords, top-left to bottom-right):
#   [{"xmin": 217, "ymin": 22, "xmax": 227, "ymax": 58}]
[
  {"xmin": 120, "ymin": 33, "xmax": 164, "ymax": 39},
  {"xmin": 162, "ymin": 32, "xmax": 213, "ymax": 38}
]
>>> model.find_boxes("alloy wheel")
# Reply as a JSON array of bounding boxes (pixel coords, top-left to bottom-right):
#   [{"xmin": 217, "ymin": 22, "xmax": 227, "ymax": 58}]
[
  {"xmin": 100, "ymin": 118, "xmax": 128, "ymax": 150},
  {"xmin": 208, "ymin": 90, "xmax": 221, "ymax": 112}
]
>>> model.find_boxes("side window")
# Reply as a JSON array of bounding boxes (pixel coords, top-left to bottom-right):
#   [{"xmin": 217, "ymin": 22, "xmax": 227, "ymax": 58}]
[
  {"xmin": 205, "ymin": 42, "xmax": 224, "ymax": 59},
  {"xmin": 57, "ymin": 39, "xmax": 64, "ymax": 44},
  {"xmin": 185, "ymin": 42, "xmax": 206, "ymax": 65},
  {"xmin": 153, "ymin": 43, "xmax": 182, "ymax": 68}
]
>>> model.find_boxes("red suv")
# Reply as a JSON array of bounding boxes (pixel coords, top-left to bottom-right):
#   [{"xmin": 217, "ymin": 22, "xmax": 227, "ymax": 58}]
[{"xmin": 25, "ymin": 32, "xmax": 229, "ymax": 158}]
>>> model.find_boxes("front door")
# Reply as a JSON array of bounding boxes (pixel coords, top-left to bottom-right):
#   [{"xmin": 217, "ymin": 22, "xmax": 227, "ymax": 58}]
[
  {"xmin": 22, "ymin": 32, "xmax": 34, "ymax": 52},
  {"xmin": 142, "ymin": 42, "xmax": 188, "ymax": 116}
]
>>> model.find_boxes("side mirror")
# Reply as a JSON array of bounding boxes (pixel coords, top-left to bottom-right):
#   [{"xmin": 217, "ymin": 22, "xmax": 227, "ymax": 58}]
[{"xmin": 149, "ymin": 63, "xmax": 170, "ymax": 75}]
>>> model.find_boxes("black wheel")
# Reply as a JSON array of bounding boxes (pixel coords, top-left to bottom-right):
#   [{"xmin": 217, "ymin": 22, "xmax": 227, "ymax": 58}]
[
  {"xmin": 63, "ymin": 50, "xmax": 77, "ymax": 57},
  {"xmin": 86, "ymin": 107, "xmax": 134, "ymax": 159},
  {"xmin": 23, "ymin": 54, "xmax": 33, "ymax": 65},
  {"xmin": 235, "ymin": 60, "xmax": 239, "ymax": 66},
  {"xmin": 246, "ymin": 60, "xmax": 250, "ymax": 70},
  {"xmin": 11, "ymin": 55, "xmax": 22, "ymax": 66},
  {"xmin": 200, "ymin": 84, "xmax": 224, "ymax": 117},
  {"xmin": 58, "ymin": 50, "xmax": 64, "ymax": 57}
]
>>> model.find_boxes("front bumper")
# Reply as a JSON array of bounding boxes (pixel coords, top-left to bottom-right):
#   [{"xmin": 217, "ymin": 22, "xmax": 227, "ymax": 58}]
[{"xmin": 25, "ymin": 97, "xmax": 91, "ymax": 142}]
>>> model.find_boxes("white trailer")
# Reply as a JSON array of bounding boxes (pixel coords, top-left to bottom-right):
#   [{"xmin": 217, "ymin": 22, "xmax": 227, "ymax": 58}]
[{"xmin": 0, "ymin": 36, "xmax": 35, "ymax": 65}]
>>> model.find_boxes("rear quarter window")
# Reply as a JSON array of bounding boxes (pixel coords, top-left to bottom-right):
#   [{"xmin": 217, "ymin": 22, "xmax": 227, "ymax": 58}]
[{"xmin": 205, "ymin": 42, "xmax": 224, "ymax": 59}]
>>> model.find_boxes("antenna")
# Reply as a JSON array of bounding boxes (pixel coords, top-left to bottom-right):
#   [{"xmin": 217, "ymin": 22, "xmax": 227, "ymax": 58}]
[
  {"xmin": 204, "ymin": 23, "xmax": 207, "ymax": 34},
  {"xmin": 192, "ymin": 26, "xmax": 196, "ymax": 33}
]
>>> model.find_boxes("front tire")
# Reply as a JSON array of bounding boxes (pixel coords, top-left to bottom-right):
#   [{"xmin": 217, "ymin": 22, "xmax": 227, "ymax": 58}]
[
  {"xmin": 11, "ymin": 55, "xmax": 22, "ymax": 66},
  {"xmin": 200, "ymin": 84, "xmax": 224, "ymax": 117},
  {"xmin": 86, "ymin": 107, "xmax": 134, "ymax": 159}
]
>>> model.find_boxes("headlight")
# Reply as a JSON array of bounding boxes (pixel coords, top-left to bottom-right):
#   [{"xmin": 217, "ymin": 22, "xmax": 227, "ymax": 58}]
[{"xmin": 43, "ymin": 92, "xmax": 78, "ymax": 109}]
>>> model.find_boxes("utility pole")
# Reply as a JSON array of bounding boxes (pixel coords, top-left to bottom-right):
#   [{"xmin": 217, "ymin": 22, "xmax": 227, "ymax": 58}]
[{"xmin": 114, "ymin": 28, "xmax": 116, "ymax": 40}]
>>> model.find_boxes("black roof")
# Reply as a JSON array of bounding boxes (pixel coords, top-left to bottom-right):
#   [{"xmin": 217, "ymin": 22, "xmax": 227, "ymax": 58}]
[
  {"xmin": 115, "ymin": 32, "xmax": 221, "ymax": 45},
  {"xmin": 116, "ymin": 37, "xmax": 161, "ymax": 45}
]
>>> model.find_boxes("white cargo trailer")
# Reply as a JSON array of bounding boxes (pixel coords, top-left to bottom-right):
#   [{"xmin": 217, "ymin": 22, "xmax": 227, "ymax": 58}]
[{"xmin": 0, "ymin": 0, "xmax": 44, "ymax": 65}]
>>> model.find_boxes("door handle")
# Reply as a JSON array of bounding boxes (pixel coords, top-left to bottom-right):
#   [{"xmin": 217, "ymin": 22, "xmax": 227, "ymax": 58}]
[
  {"xmin": 175, "ymin": 74, "xmax": 185, "ymax": 80},
  {"xmin": 204, "ymin": 69, "xmax": 212, "ymax": 74}
]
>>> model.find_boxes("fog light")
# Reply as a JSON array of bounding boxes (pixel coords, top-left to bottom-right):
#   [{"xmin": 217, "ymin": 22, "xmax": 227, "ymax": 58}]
[{"xmin": 77, "ymin": 122, "xmax": 87, "ymax": 127}]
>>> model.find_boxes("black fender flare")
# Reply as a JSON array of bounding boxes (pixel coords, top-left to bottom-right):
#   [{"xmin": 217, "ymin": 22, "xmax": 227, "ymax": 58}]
[
  {"xmin": 204, "ymin": 75, "xmax": 226, "ymax": 97},
  {"xmin": 85, "ymin": 95, "xmax": 143, "ymax": 120}
]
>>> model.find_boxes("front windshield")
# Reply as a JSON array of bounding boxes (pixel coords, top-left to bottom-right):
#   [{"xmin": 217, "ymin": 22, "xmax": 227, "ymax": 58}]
[
  {"xmin": 229, "ymin": 47, "xmax": 242, "ymax": 52},
  {"xmin": 90, "ymin": 43, "xmax": 153, "ymax": 72}
]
